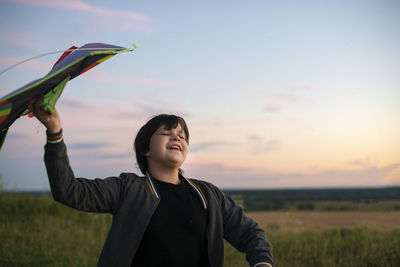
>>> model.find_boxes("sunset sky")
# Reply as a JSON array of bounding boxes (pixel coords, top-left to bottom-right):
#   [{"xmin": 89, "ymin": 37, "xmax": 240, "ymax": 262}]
[{"xmin": 0, "ymin": 0, "xmax": 399, "ymax": 190}]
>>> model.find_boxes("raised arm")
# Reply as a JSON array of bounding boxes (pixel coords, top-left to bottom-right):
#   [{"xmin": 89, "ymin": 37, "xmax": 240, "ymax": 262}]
[
  {"xmin": 29, "ymin": 96, "xmax": 124, "ymax": 214},
  {"xmin": 44, "ymin": 140, "xmax": 125, "ymax": 213}
]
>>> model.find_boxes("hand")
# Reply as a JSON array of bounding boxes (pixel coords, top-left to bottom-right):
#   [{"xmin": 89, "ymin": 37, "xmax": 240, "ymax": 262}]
[{"xmin": 28, "ymin": 95, "xmax": 62, "ymax": 134}]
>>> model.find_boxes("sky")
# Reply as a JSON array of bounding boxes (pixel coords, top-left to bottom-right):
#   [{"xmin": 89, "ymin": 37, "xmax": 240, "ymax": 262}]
[{"xmin": 0, "ymin": 0, "xmax": 399, "ymax": 190}]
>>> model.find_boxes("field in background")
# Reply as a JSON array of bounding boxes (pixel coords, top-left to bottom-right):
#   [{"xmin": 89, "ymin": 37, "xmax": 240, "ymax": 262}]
[
  {"xmin": 226, "ymin": 187, "xmax": 400, "ymax": 211},
  {"xmin": 247, "ymin": 210, "xmax": 400, "ymax": 232},
  {"xmin": 225, "ymin": 210, "xmax": 400, "ymax": 266},
  {"xmin": 1, "ymin": 194, "xmax": 400, "ymax": 266}
]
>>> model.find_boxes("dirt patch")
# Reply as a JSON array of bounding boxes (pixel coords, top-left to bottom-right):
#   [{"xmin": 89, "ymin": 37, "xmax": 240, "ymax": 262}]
[{"xmin": 246, "ymin": 211, "xmax": 400, "ymax": 232}]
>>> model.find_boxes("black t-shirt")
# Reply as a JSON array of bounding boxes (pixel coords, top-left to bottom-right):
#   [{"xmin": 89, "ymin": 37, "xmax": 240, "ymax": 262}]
[{"xmin": 131, "ymin": 177, "xmax": 209, "ymax": 267}]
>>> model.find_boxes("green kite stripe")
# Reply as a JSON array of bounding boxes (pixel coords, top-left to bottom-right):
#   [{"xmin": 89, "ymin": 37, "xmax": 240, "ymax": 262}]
[
  {"xmin": 0, "ymin": 103, "xmax": 12, "ymax": 112},
  {"xmin": 1, "ymin": 48, "xmax": 134, "ymax": 101}
]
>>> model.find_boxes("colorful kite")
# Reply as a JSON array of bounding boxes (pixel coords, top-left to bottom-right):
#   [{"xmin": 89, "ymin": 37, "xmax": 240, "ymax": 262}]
[{"xmin": 0, "ymin": 42, "xmax": 135, "ymax": 151}]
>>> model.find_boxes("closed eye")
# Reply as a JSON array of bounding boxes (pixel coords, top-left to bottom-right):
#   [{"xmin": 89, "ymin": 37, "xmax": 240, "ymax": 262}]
[
  {"xmin": 159, "ymin": 131, "xmax": 186, "ymax": 140},
  {"xmin": 159, "ymin": 131, "xmax": 170, "ymax": 135}
]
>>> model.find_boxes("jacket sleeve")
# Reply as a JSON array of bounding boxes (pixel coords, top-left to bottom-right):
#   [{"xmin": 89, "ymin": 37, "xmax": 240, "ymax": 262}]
[
  {"xmin": 211, "ymin": 184, "xmax": 274, "ymax": 267},
  {"xmin": 44, "ymin": 141, "xmax": 126, "ymax": 214}
]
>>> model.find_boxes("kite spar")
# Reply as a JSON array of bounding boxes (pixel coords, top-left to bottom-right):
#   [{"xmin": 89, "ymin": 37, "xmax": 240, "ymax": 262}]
[{"xmin": 0, "ymin": 42, "xmax": 135, "ymax": 151}]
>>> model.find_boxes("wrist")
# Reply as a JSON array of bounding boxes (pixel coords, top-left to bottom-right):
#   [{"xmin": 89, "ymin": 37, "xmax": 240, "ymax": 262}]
[
  {"xmin": 46, "ymin": 125, "xmax": 61, "ymax": 134},
  {"xmin": 47, "ymin": 128, "xmax": 63, "ymax": 144}
]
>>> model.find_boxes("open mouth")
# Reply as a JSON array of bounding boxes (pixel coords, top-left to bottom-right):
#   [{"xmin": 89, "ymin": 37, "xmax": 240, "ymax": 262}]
[{"xmin": 168, "ymin": 144, "xmax": 182, "ymax": 151}]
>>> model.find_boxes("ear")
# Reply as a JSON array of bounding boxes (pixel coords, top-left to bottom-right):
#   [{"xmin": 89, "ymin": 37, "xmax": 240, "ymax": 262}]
[{"xmin": 144, "ymin": 151, "xmax": 150, "ymax": 157}]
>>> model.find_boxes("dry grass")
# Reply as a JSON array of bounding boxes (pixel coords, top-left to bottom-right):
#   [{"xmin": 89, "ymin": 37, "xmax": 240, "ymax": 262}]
[
  {"xmin": 225, "ymin": 211, "xmax": 400, "ymax": 266},
  {"xmin": 247, "ymin": 210, "xmax": 400, "ymax": 232},
  {"xmin": 2, "ymin": 195, "xmax": 400, "ymax": 266}
]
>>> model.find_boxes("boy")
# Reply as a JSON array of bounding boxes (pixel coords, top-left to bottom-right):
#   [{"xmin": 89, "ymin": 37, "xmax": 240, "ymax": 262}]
[{"xmin": 28, "ymin": 96, "xmax": 274, "ymax": 267}]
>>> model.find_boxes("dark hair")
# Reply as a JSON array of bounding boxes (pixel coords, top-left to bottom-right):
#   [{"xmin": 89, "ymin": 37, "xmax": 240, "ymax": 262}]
[{"xmin": 134, "ymin": 114, "xmax": 189, "ymax": 175}]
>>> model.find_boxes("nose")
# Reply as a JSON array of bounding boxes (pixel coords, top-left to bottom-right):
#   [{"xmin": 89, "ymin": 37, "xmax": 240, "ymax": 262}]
[{"xmin": 171, "ymin": 134, "xmax": 180, "ymax": 141}]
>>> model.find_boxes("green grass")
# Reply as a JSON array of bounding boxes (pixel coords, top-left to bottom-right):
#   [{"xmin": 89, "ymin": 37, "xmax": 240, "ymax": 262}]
[
  {"xmin": 0, "ymin": 195, "xmax": 110, "ymax": 266},
  {"xmin": 225, "ymin": 227, "xmax": 400, "ymax": 267},
  {"xmin": 1, "ymin": 194, "xmax": 399, "ymax": 266},
  {"xmin": 236, "ymin": 199, "xmax": 400, "ymax": 211}
]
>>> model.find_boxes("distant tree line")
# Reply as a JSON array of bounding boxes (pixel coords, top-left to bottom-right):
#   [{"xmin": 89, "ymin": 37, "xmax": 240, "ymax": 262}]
[
  {"xmin": 2, "ymin": 186, "xmax": 400, "ymax": 211},
  {"xmin": 223, "ymin": 187, "xmax": 400, "ymax": 211},
  {"xmin": 224, "ymin": 187, "xmax": 400, "ymax": 201}
]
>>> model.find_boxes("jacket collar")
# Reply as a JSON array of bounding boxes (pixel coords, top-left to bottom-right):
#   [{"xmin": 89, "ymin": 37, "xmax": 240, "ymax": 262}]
[{"xmin": 145, "ymin": 171, "xmax": 208, "ymax": 210}]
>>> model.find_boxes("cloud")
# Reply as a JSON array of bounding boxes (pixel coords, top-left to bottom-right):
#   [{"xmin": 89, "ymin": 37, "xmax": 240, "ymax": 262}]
[
  {"xmin": 345, "ymin": 158, "xmax": 400, "ymax": 185},
  {"xmin": 9, "ymin": 0, "xmax": 153, "ymax": 32},
  {"xmin": 347, "ymin": 156, "xmax": 376, "ymax": 169},
  {"xmin": 68, "ymin": 141, "xmax": 113, "ymax": 150},
  {"xmin": 254, "ymin": 140, "xmax": 280, "ymax": 154},
  {"xmin": 0, "ymin": 56, "xmax": 175, "ymax": 91},
  {"xmin": 265, "ymin": 105, "xmax": 280, "ymax": 113},
  {"xmin": 0, "ymin": 28, "xmax": 52, "ymax": 51},
  {"xmin": 184, "ymin": 162, "xmax": 255, "ymax": 188},
  {"xmin": 111, "ymin": 102, "xmax": 191, "ymax": 121},
  {"xmin": 0, "ymin": 55, "xmax": 51, "ymax": 73},
  {"xmin": 58, "ymin": 98, "xmax": 90, "ymax": 109},
  {"xmin": 333, "ymin": 88, "xmax": 358, "ymax": 101},
  {"xmin": 70, "ymin": 152, "xmax": 131, "ymax": 159},
  {"xmin": 189, "ymin": 141, "xmax": 230, "ymax": 153},
  {"xmin": 381, "ymin": 162, "xmax": 400, "ymax": 184},
  {"xmin": 184, "ymin": 162, "xmax": 388, "ymax": 189},
  {"xmin": 245, "ymin": 89, "xmax": 313, "ymax": 104},
  {"xmin": 0, "ymin": 84, "xmax": 5, "ymax": 95},
  {"xmin": 111, "ymin": 111, "xmax": 143, "ymax": 120},
  {"xmin": 287, "ymin": 84, "xmax": 315, "ymax": 92},
  {"xmin": 3, "ymin": 132, "xmax": 27, "ymax": 140},
  {"xmin": 86, "ymin": 69, "xmax": 179, "ymax": 89},
  {"xmin": 247, "ymin": 135, "xmax": 280, "ymax": 154}
]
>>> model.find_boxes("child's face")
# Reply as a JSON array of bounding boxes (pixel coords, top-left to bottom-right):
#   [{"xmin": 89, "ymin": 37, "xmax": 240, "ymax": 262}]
[{"xmin": 146, "ymin": 123, "xmax": 188, "ymax": 170}]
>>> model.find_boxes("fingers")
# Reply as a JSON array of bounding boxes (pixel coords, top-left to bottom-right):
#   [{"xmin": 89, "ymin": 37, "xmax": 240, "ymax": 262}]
[
  {"xmin": 27, "ymin": 94, "xmax": 62, "ymax": 133},
  {"xmin": 27, "ymin": 98, "xmax": 37, "ymax": 114},
  {"xmin": 28, "ymin": 95, "xmax": 46, "ymax": 120},
  {"xmin": 34, "ymin": 95, "xmax": 44, "ymax": 114}
]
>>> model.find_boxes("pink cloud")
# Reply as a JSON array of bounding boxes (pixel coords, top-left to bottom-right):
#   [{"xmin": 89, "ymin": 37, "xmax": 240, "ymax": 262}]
[
  {"xmin": 0, "ymin": 55, "xmax": 175, "ymax": 90},
  {"xmin": 58, "ymin": 98, "xmax": 89, "ymax": 109},
  {"xmin": 184, "ymin": 162, "xmax": 389, "ymax": 189},
  {"xmin": 0, "ymin": 28, "xmax": 52, "ymax": 51},
  {"xmin": 381, "ymin": 162, "xmax": 400, "ymax": 184},
  {"xmin": 265, "ymin": 105, "xmax": 280, "ymax": 113},
  {"xmin": 333, "ymin": 88, "xmax": 358, "ymax": 101},
  {"xmin": 0, "ymin": 84, "xmax": 6, "ymax": 95},
  {"xmin": 86, "ymin": 69, "xmax": 179, "ymax": 89},
  {"xmin": 245, "ymin": 89, "xmax": 314, "ymax": 104},
  {"xmin": 347, "ymin": 156, "xmax": 377, "ymax": 169},
  {"xmin": 287, "ymin": 83, "xmax": 316, "ymax": 92},
  {"xmin": 110, "ymin": 103, "xmax": 190, "ymax": 120},
  {"xmin": 9, "ymin": 0, "xmax": 153, "ymax": 31},
  {"xmin": 0, "ymin": 55, "xmax": 51, "ymax": 73},
  {"xmin": 3, "ymin": 111, "xmax": 398, "ymax": 189}
]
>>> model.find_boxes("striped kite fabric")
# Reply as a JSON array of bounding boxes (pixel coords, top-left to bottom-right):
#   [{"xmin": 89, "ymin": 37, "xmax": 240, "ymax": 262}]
[{"xmin": 0, "ymin": 42, "xmax": 135, "ymax": 151}]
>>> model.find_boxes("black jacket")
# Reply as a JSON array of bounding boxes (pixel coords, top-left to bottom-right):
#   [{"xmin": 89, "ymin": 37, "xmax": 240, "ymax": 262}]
[{"xmin": 44, "ymin": 141, "xmax": 274, "ymax": 267}]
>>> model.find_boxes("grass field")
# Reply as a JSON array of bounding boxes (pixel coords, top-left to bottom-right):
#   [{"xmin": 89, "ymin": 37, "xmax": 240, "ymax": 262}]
[
  {"xmin": 225, "ymin": 211, "xmax": 400, "ymax": 266},
  {"xmin": 247, "ymin": 210, "xmax": 400, "ymax": 232},
  {"xmin": 1, "ymin": 194, "xmax": 400, "ymax": 266}
]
